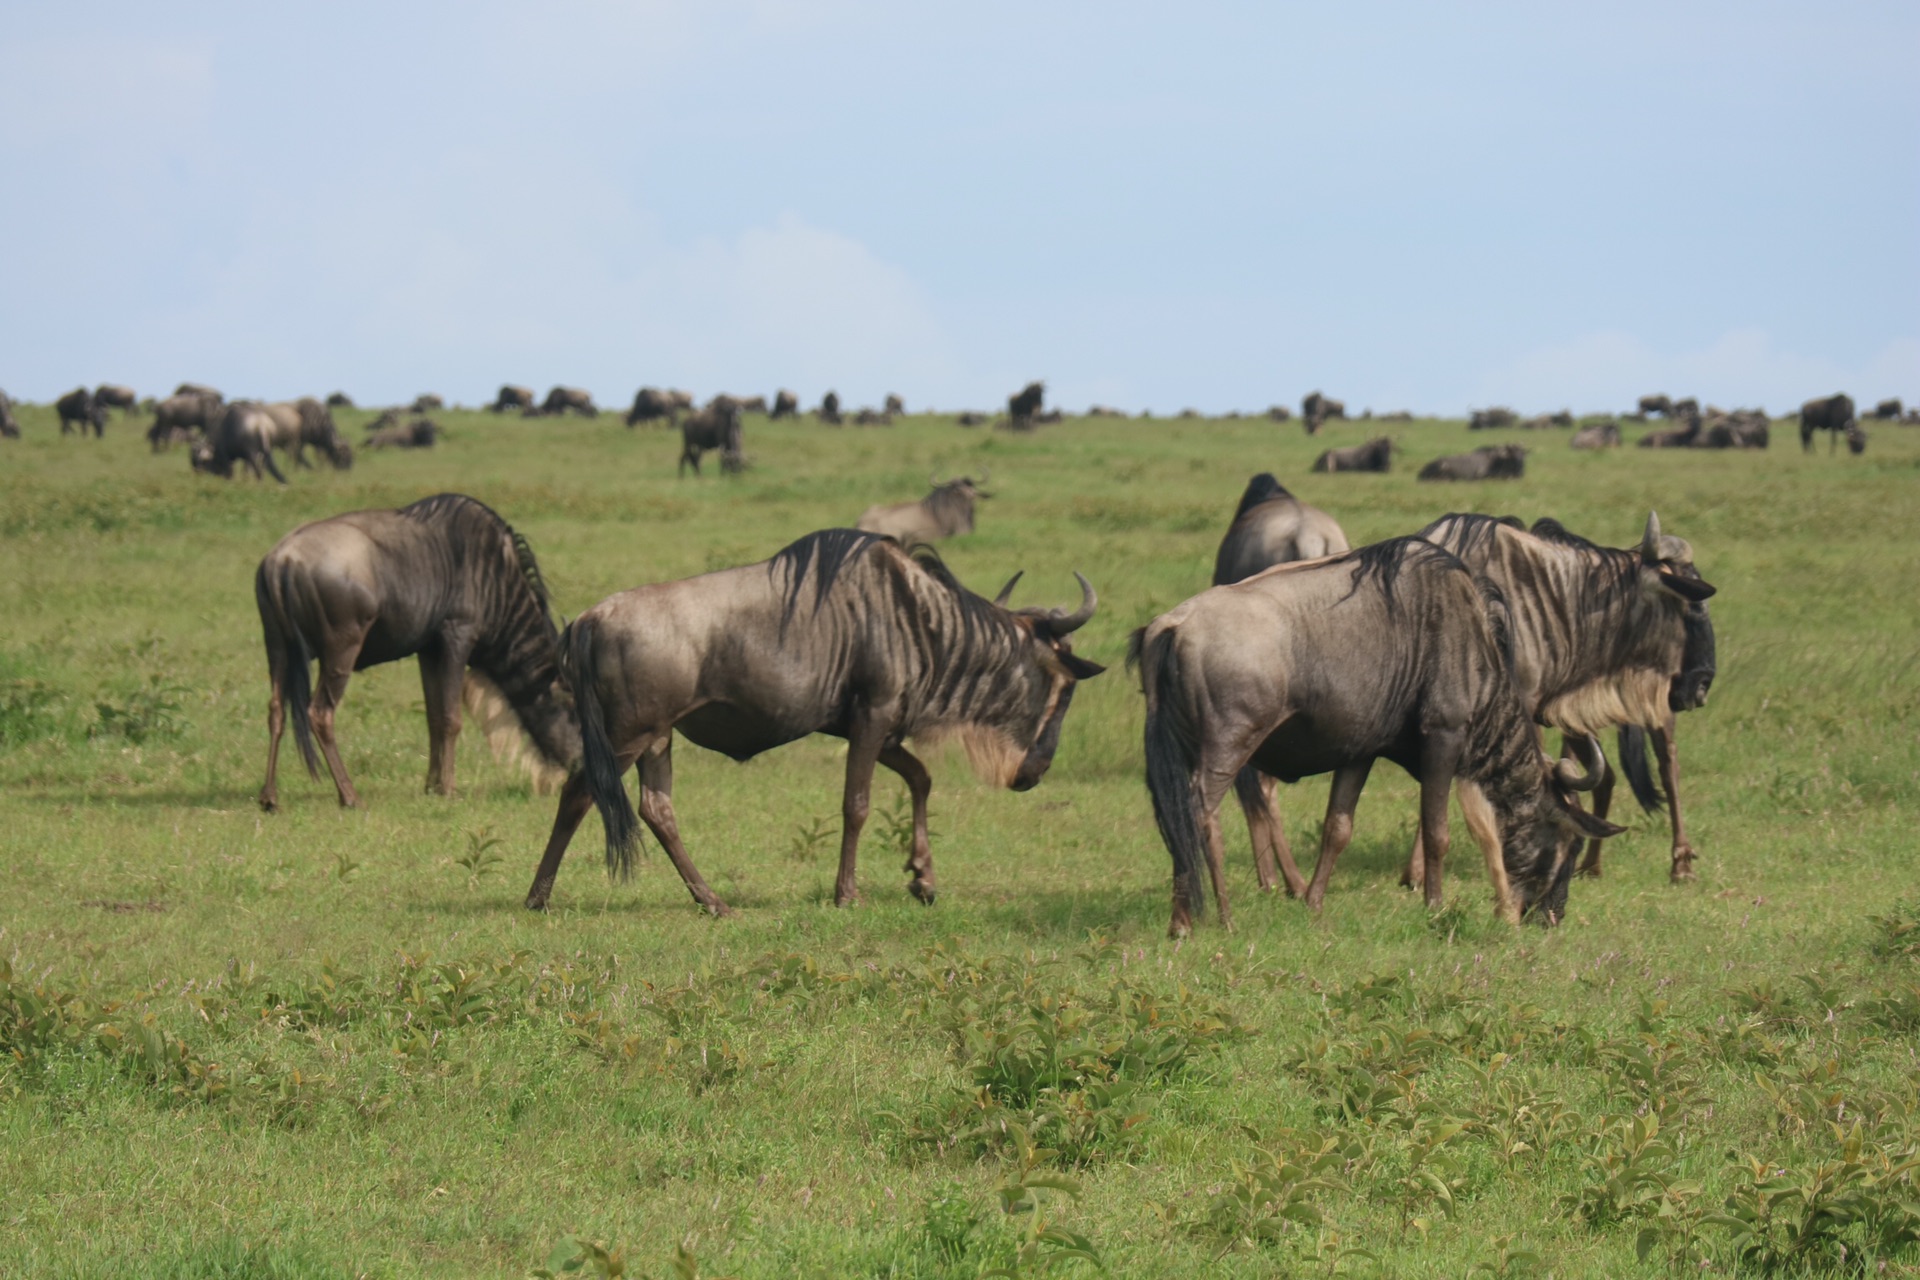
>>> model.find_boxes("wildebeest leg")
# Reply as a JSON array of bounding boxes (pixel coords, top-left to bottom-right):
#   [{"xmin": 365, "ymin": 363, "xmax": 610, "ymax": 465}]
[
  {"xmin": 418, "ymin": 646, "xmax": 468, "ymax": 797},
  {"xmin": 523, "ymin": 770, "xmax": 597, "ymax": 910},
  {"xmin": 1652, "ymin": 716, "xmax": 1695, "ymax": 882},
  {"xmin": 1303, "ymin": 761, "xmax": 1374, "ymax": 911},
  {"xmin": 636, "ymin": 738, "xmax": 732, "ymax": 916},
  {"xmin": 1456, "ymin": 780, "xmax": 1516, "ymax": 923},
  {"xmin": 1401, "ymin": 830, "xmax": 1425, "ymax": 891},
  {"xmin": 259, "ymin": 643, "xmax": 288, "ymax": 813},
  {"xmin": 311, "ymin": 630, "xmax": 367, "ymax": 808},
  {"xmin": 1575, "ymin": 750, "xmax": 1617, "ymax": 878},
  {"xmin": 1233, "ymin": 767, "xmax": 1303, "ymax": 896},
  {"xmin": 879, "ymin": 744, "xmax": 936, "ymax": 904},
  {"xmin": 833, "ymin": 726, "xmax": 885, "ymax": 907},
  {"xmin": 1418, "ymin": 732, "xmax": 1465, "ymax": 912}
]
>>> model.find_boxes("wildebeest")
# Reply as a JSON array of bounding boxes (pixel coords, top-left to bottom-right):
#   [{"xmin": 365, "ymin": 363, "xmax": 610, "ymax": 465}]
[
  {"xmin": 260, "ymin": 399, "xmax": 354, "ymax": 469},
  {"xmin": 192, "ymin": 402, "xmax": 289, "ymax": 483},
  {"xmin": 1311, "ymin": 437, "xmax": 1393, "ymax": 473},
  {"xmin": 1521, "ymin": 411, "xmax": 1574, "ymax": 430},
  {"xmin": 326, "ymin": 391, "xmax": 355, "ymax": 408},
  {"xmin": 254, "ymin": 494, "xmax": 580, "ymax": 812},
  {"xmin": 1266, "ymin": 405, "xmax": 1292, "ymax": 422},
  {"xmin": 411, "ymin": 393, "xmax": 445, "ymax": 413},
  {"xmin": 491, "ymin": 385, "xmax": 536, "ymax": 414},
  {"xmin": 1799, "ymin": 394, "xmax": 1857, "ymax": 454},
  {"xmin": 771, "ymin": 389, "xmax": 800, "ymax": 420},
  {"xmin": 56, "ymin": 388, "xmax": 105, "ymax": 437},
  {"xmin": 1638, "ymin": 403, "xmax": 1702, "ymax": 448},
  {"xmin": 365, "ymin": 417, "xmax": 438, "ymax": 449},
  {"xmin": 853, "ymin": 407, "xmax": 894, "ymax": 426},
  {"xmin": 678, "ymin": 402, "xmax": 743, "ymax": 475},
  {"xmin": 522, "ymin": 530, "xmax": 1103, "ymax": 914},
  {"xmin": 625, "ymin": 387, "xmax": 680, "ymax": 427},
  {"xmin": 1416, "ymin": 512, "xmax": 1717, "ymax": 886},
  {"xmin": 95, "ymin": 384, "xmax": 138, "ymax": 415},
  {"xmin": 1570, "ymin": 420, "xmax": 1622, "ymax": 450},
  {"xmin": 817, "ymin": 391, "xmax": 843, "ymax": 425},
  {"xmin": 1638, "ymin": 394, "xmax": 1673, "ymax": 417},
  {"xmin": 1418, "ymin": 444, "xmax": 1526, "ymax": 480},
  {"xmin": 856, "ymin": 473, "xmax": 990, "ymax": 544},
  {"xmin": 1697, "ymin": 409, "xmax": 1769, "ymax": 450},
  {"xmin": 884, "ymin": 394, "xmax": 905, "ymax": 416},
  {"xmin": 1133, "ymin": 537, "xmax": 1624, "ymax": 936},
  {"xmin": 956, "ymin": 411, "xmax": 988, "ymax": 427},
  {"xmin": 1089, "ymin": 405, "xmax": 1128, "ymax": 418},
  {"xmin": 1008, "ymin": 381, "xmax": 1046, "ymax": 426},
  {"xmin": 0, "ymin": 389, "xmax": 18, "ymax": 439},
  {"xmin": 147, "ymin": 391, "xmax": 224, "ymax": 451},
  {"xmin": 1300, "ymin": 391, "xmax": 1346, "ymax": 434},
  {"xmin": 540, "ymin": 386, "xmax": 598, "ymax": 418},
  {"xmin": 175, "ymin": 382, "xmax": 222, "ymax": 400},
  {"xmin": 1870, "ymin": 397, "xmax": 1903, "ymax": 420},
  {"xmin": 1470, "ymin": 407, "xmax": 1517, "ymax": 430}
]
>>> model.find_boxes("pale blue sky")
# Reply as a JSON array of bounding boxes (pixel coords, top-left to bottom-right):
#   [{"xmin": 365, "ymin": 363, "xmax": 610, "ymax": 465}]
[{"xmin": 2, "ymin": 2, "xmax": 1914, "ymax": 414}]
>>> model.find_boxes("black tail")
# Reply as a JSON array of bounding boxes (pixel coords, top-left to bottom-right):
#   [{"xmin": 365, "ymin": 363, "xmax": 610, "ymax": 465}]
[
  {"xmin": 1618, "ymin": 725, "xmax": 1664, "ymax": 812},
  {"xmin": 255, "ymin": 561, "xmax": 319, "ymax": 779},
  {"xmin": 1132, "ymin": 627, "xmax": 1210, "ymax": 921},
  {"xmin": 565, "ymin": 617, "xmax": 642, "ymax": 878},
  {"xmin": 259, "ymin": 445, "xmax": 288, "ymax": 485}
]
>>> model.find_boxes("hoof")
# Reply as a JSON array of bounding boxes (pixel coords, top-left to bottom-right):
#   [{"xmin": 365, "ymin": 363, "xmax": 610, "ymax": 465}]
[
  {"xmin": 1669, "ymin": 864, "xmax": 1697, "ymax": 884},
  {"xmin": 907, "ymin": 880, "xmax": 936, "ymax": 906},
  {"xmin": 258, "ymin": 796, "xmax": 278, "ymax": 814},
  {"xmin": 705, "ymin": 901, "xmax": 734, "ymax": 919},
  {"xmin": 1575, "ymin": 863, "xmax": 1602, "ymax": 880}
]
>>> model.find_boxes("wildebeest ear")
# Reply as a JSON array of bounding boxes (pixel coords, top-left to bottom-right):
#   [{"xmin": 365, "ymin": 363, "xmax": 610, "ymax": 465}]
[
  {"xmin": 1060, "ymin": 652, "xmax": 1106, "ymax": 679},
  {"xmin": 1549, "ymin": 789, "xmax": 1627, "ymax": 838},
  {"xmin": 1655, "ymin": 568, "xmax": 1716, "ymax": 602}
]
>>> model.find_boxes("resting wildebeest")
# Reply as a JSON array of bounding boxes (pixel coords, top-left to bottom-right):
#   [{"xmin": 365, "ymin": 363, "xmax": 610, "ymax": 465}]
[
  {"xmin": 326, "ymin": 391, "xmax": 355, "ymax": 408},
  {"xmin": 56, "ymin": 388, "xmax": 105, "ymax": 437},
  {"xmin": 884, "ymin": 394, "xmax": 905, "ymax": 416},
  {"xmin": 956, "ymin": 412, "xmax": 988, "ymax": 427},
  {"xmin": 1570, "ymin": 420, "xmax": 1622, "ymax": 449},
  {"xmin": 1418, "ymin": 444, "xmax": 1526, "ymax": 480},
  {"xmin": 625, "ymin": 387, "xmax": 679, "ymax": 427},
  {"xmin": 540, "ymin": 386, "xmax": 598, "ymax": 418},
  {"xmin": 492, "ymin": 385, "xmax": 536, "ymax": 414},
  {"xmin": 856, "ymin": 473, "xmax": 990, "ymax": 544},
  {"xmin": 1470, "ymin": 407, "xmax": 1517, "ymax": 430},
  {"xmin": 1300, "ymin": 391, "xmax": 1346, "ymax": 434},
  {"xmin": 771, "ymin": 389, "xmax": 800, "ymax": 420},
  {"xmin": 1639, "ymin": 404, "xmax": 1702, "ymax": 448},
  {"xmin": 0, "ymin": 389, "xmax": 18, "ymax": 439},
  {"xmin": 95, "ymin": 384, "xmax": 137, "ymax": 416},
  {"xmin": 254, "ymin": 494, "xmax": 580, "ymax": 811},
  {"xmin": 1266, "ymin": 405, "xmax": 1292, "ymax": 422},
  {"xmin": 678, "ymin": 402, "xmax": 743, "ymax": 475},
  {"xmin": 1870, "ymin": 398, "xmax": 1903, "ymax": 420},
  {"xmin": 1311, "ymin": 437, "xmax": 1393, "ymax": 473},
  {"xmin": 1697, "ymin": 410, "xmax": 1769, "ymax": 450},
  {"xmin": 1638, "ymin": 394, "xmax": 1674, "ymax": 417},
  {"xmin": 817, "ymin": 391, "xmax": 843, "ymax": 425},
  {"xmin": 853, "ymin": 407, "xmax": 894, "ymax": 426},
  {"xmin": 148, "ymin": 391, "xmax": 224, "ymax": 451},
  {"xmin": 1415, "ymin": 512, "xmax": 1717, "ymax": 885},
  {"xmin": 523, "ymin": 530, "xmax": 1103, "ymax": 914},
  {"xmin": 411, "ymin": 393, "xmax": 445, "ymax": 413},
  {"xmin": 1008, "ymin": 381, "xmax": 1046, "ymax": 426},
  {"xmin": 191, "ymin": 402, "xmax": 289, "ymax": 483},
  {"xmin": 365, "ymin": 417, "xmax": 438, "ymax": 449},
  {"xmin": 260, "ymin": 398, "xmax": 354, "ymax": 469},
  {"xmin": 175, "ymin": 382, "xmax": 222, "ymax": 400},
  {"xmin": 1799, "ymin": 394, "xmax": 1857, "ymax": 454},
  {"xmin": 1133, "ymin": 537, "xmax": 1624, "ymax": 936}
]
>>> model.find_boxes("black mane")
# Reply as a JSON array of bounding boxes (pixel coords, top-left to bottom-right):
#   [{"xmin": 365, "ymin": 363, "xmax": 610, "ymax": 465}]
[
  {"xmin": 772, "ymin": 528, "xmax": 890, "ymax": 629},
  {"xmin": 1232, "ymin": 473, "xmax": 1293, "ymax": 521},
  {"xmin": 1529, "ymin": 516, "xmax": 1604, "ymax": 553},
  {"xmin": 401, "ymin": 492, "xmax": 555, "ymax": 626},
  {"xmin": 1340, "ymin": 535, "xmax": 1462, "ymax": 612}
]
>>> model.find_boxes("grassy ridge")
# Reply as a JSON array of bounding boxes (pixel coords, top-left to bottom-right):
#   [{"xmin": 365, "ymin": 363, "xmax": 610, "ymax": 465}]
[{"xmin": 2, "ymin": 403, "xmax": 1918, "ymax": 1278}]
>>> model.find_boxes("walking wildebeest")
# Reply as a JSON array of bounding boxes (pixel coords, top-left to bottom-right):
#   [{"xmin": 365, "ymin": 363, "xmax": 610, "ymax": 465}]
[
  {"xmin": 771, "ymin": 389, "xmax": 800, "ymax": 420},
  {"xmin": 1418, "ymin": 444, "xmax": 1526, "ymax": 480},
  {"xmin": 148, "ymin": 391, "xmax": 224, "ymax": 451},
  {"xmin": 260, "ymin": 399, "xmax": 354, "ymax": 469},
  {"xmin": 1638, "ymin": 394, "xmax": 1673, "ymax": 417},
  {"xmin": 56, "ymin": 388, "xmax": 105, "ymax": 437},
  {"xmin": 192, "ymin": 403, "xmax": 289, "ymax": 483},
  {"xmin": 1414, "ymin": 512, "xmax": 1717, "ymax": 886},
  {"xmin": 1571, "ymin": 420, "xmax": 1622, "ymax": 449},
  {"xmin": 679, "ymin": 402, "xmax": 743, "ymax": 475},
  {"xmin": 817, "ymin": 391, "xmax": 843, "ymax": 425},
  {"xmin": 626, "ymin": 387, "xmax": 679, "ymax": 427},
  {"xmin": 1470, "ymin": 407, "xmax": 1517, "ymax": 430},
  {"xmin": 492, "ymin": 385, "xmax": 536, "ymax": 414},
  {"xmin": 1132, "ymin": 537, "xmax": 1624, "ymax": 936},
  {"xmin": 540, "ymin": 386, "xmax": 598, "ymax": 418},
  {"xmin": 95, "ymin": 384, "xmax": 137, "ymax": 416},
  {"xmin": 254, "ymin": 494, "xmax": 580, "ymax": 812},
  {"xmin": 522, "ymin": 530, "xmax": 1103, "ymax": 914},
  {"xmin": 365, "ymin": 417, "xmax": 438, "ymax": 449},
  {"xmin": 856, "ymin": 473, "xmax": 991, "ymax": 544},
  {"xmin": 884, "ymin": 394, "xmax": 905, "ymax": 416},
  {"xmin": 1008, "ymin": 381, "xmax": 1046, "ymax": 426},
  {"xmin": 0, "ymin": 389, "xmax": 18, "ymax": 439},
  {"xmin": 1799, "ymin": 394, "xmax": 1858, "ymax": 454},
  {"xmin": 1300, "ymin": 391, "xmax": 1347, "ymax": 435},
  {"xmin": 1870, "ymin": 398, "xmax": 1903, "ymax": 420},
  {"xmin": 1311, "ymin": 437, "xmax": 1393, "ymax": 473},
  {"xmin": 411, "ymin": 393, "xmax": 445, "ymax": 413}
]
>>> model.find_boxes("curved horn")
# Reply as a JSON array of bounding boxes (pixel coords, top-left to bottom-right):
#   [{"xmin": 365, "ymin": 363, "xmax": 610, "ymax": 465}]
[
  {"xmin": 1553, "ymin": 733, "xmax": 1606, "ymax": 792},
  {"xmin": 1641, "ymin": 511, "xmax": 1662, "ymax": 563},
  {"xmin": 992, "ymin": 571, "xmax": 1024, "ymax": 607},
  {"xmin": 1046, "ymin": 572, "xmax": 1097, "ymax": 634}
]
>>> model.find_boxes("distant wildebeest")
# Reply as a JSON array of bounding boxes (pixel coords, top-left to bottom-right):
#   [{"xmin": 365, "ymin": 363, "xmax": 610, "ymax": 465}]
[
  {"xmin": 1311, "ymin": 436, "xmax": 1393, "ymax": 473},
  {"xmin": 365, "ymin": 417, "xmax": 438, "ymax": 450},
  {"xmin": 1470, "ymin": 407, "xmax": 1517, "ymax": 430},
  {"xmin": 260, "ymin": 399, "xmax": 354, "ymax": 469},
  {"xmin": 734, "ymin": 395, "xmax": 769, "ymax": 414},
  {"xmin": 95, "ymin": 384, "xmax": 137, "ymax": 415},
  {"xmin": 1266, "ymin": 405, "xmax": 1292, "ymax": 422},
  {"xmin": 56, "ymin": 388, "xmax": 106, "ymax": 437},
  {"xmin": 678, "ymin": 402, "xmax": 743, "ymax": 475},
  {"xmin": 522, "ymin": 529, "xmax": 1104, "ymax": 914},
  {"xmin": 147, "ymin": 391, "xmax": 224, "ymax": 451},
  {"xmin": 1418, "ymin": 444, "xmax": 1526, "ymax": 480},
  {"xmin": 1697, "ymin": 409, "xmax": 1769, "ymax": 450},
  {"xmin": 625, "ymin": 387, "xmax": 679, "ymax": 427},
  {"xmin": 540, "ymin": 386, "xmax": 598, "ymax": 418},
  {"xmin": 1638, "ymin": 394, "xmax": 1673, "ymax": 417},
  {"xmin": 1570, "ymin": 420, "xmax": 1622, "ymax": 450},
  {"xmin": 1089, "ymin": 405, "xmax": 1127, "ymax": 418},
  {"xmin": 191, "ymin": 403, "xmax": 289, "ymax": 483},
  {"xmin": 1377, "ymin": 410, "xmax": 1415, "ymax": 422},
  {"xmin": 1799, "ymin": 394, "xmax": 1858, "ymax": 454},
  {"xmin": 1520, "ymin": 411, "xmax": 1573, "ymax": 430},
  {"xmin": 1033, "ymin": 408, "xmax": 1063, "ymax": 424},
  {"xmin": 1300, "ymin": 391, "xmax": 1346, "ymax": 435},
  {"xmin": 175, "ymin": 382, "xmax": 222, "ymax": 400},
  {"xmin": 1418, "ymin": 513, "xmax": 1717, "ymax": 886},
  {"xmin": 1008, "ymin": 381, "xmax": 1045, "ymax": 426},
  {"xmin": 771, "ymin": 389, "xmax": 800, "ymax": 420},
  {"xmin": 0, "ymin": 389, "xmax": 18, "ymax": 439},
  {"xmin": 1639, "ymin": 402, "xmax": 1702, "ymax": 448},
  {"xmin": 492, "ymin": 385, "xmax": 536, "ymax": 414},
  {"xmin": 817, "ymin": 391, "xmax": 843, "ymax": 425},
  {"xmin": 411, "ymin": 393, "xmax": 445, "ymax": 413},
  {"xmin": 254, "ymin": 494, "xmax": 580, "ymax": 812},
  {"xmin": 326, "ymin": 391, "xmax": 355, "ymax": 408},
  {"xmin": 853, "ymin": 407, "xmax": 893, "ymax": 426},
  {"xmin": 856, "ymin": 473, "xmax": 990, "ymax": 544},
  {"xmin": 1178, "ymin": 408, "xmax": 1201, "ymax": 420},
  {"xmin": 956, "ymin": 411, "xmax": 988, "ymax": 427},
  {"xmin": 1132, "ymin": 537, "xmax": 1624, "ymax": 935},
  {"xmin": 1870, "ymin": 397, "xmax": 1903, "ymax": 420},
  {"xmin": 884, "ymin": 394, "xmax": 905, "ymax": 416}
]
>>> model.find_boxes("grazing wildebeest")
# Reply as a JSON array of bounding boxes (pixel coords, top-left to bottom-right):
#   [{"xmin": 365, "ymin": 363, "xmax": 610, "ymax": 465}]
[
  {"xmin": 853, "ymin": 407, "xmax": 894, "ymax": 426},
  {"xmin": 1133, "ymin": 537, "xmax": 1624, "ymax": 936},
  {"xmin": 856, "ymin": 473, "xmax": 991, "ymax": 544},
  {"xmin": 95, "ymin": 384, "xmax": 137, "ymax": 416},
  {"xmin": 254, "ymin": 494, "xmax": 580, "ymax": 812},
  {"xmin": 192, "ymin": 403, "xmax": 289, "ymax": 483},
  {"xmin": 1008, "ymin": 381, "xmax": 1046, "ymax": 426},
  {"xmin": 1470, "ymin": 407, "xmax": 1517, "ymax": 430},
  {"xmin": 541, "ymin": 386, "xmax": 598, "ymax": 418},
  {"xmin": 1798, "ymin": 394, "xmax": 1858, "ymax": 454},
  {"xmin": 56, "ymin": 388, "xmax": 105, "ymax": 437},
  {"xmin": 884, "ymin": 394, "xmax": 905, "ymax": 416},
  {"xmin": 817, "ymin": 391, "xmax": 843, "ymax": 425},
  {"xmin": 679, "ymin": 402, "xmax": 743, "ymax": 475},
  {"xmin": 1311, "ymin": 437, "xmax": 1393, "ymax": 473},
  {"xmin": 522, "ymin": 530, "xmax": 1103, "ymax": 914},
  {"xmin": 260, "ymin": 399, "xmax": 354, "ymax": 469},
  {"xmin": 365, "ymin": 417, "xmax": 438, "ymax": 449},
  {"xmin": 733, "ymin": 395, "xmax": 769, "ymax": 414},
  {"xmin": 491, "ymin": 385, "xmax": 536, "ymax": 414},
  {"xmin": 1266, "ymin": 405, "xmax": 1292, "ymax": 422},
  {"xmin": 771, "ymin": 389, "xmax": 800, "ymax": 420},
  {"xmin": 176, "ymin": 382, "xmax": 222, "ymax": 400},
  {"xmin": 0, "ymin": 389, "xmax": 18, "ymax": 439},
  {"xmin": 1671, "ymin": 397, "xmax": 1699, "ymax": 419},
  {"xmin": 1638, "ymin": 394, "xmax": 1673, "ymax": 417},
  {"xmin": 147, "ymin": 391, "xmax": 224, "ymax": 451},
  {"xmin": 1300, "ymin": 391, "xmax": 1346, "ymax": 435},
  {"xmin": 1418, "ymin": 444, "xmax": 1526, "ymax": 480},
  {"xmin": 326, "ymin": 391, "xmax": 355, "ymax": 408},
  {"xmin": 1414, "ymin": 512, "xmax": 1717, "ymax": 886},
  {"xmin": 1870, "ymin": 397, "xmax": 1903, "ymax": 420},
  {"xmin": 1571, "ymin": 420, "xmax": 1622, "ymax": 450},
  {"xmin": 625, "ymin": 387, "xmax": 679, "ymax": 427},
  {"xmin": 411, "ymin": 393, "xmax": 445, "ymax": 413}
]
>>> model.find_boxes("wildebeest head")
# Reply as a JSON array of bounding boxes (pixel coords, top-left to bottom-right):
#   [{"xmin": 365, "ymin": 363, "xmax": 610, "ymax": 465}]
[
  {"xmin": 1637, "ymin": 511, "xmax": 1716, "ymax": 606},
  {"xmin": 1669, "ymin": 600, "xmax": 1715, "ymax": 711},
  {"xmin": 188, "ymin": 437, "xmax": 230, "ymax": 477},
  {"xmin": 1488, "ymin": 734, "xmax": 1627, "ymax": 924},
  {"xmin": 982, "ymin": 568, "xmax": 1104, "ymax": 790}
]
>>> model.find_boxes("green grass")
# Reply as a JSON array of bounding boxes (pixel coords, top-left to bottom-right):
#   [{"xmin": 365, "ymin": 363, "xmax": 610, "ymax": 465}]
[{"xmin": 2, "ymin": 402, "xmax": 1917, "ymax": 1278}]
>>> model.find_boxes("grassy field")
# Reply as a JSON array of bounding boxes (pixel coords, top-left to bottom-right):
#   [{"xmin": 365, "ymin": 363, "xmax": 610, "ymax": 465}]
[{"xmin": 2, "ymin": 402, "xmax": 1917, "ymax": 1279}]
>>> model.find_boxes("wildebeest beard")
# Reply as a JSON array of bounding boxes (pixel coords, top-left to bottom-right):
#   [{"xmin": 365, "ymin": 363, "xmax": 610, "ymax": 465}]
[{"xmin": 1669, "ymin": 601, "xmax": 1715, "ymax": 711}]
